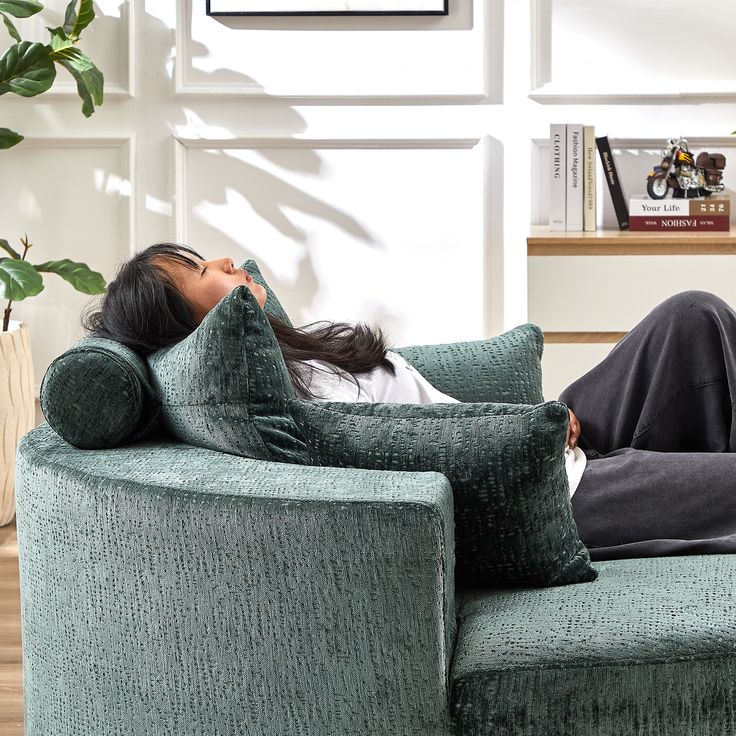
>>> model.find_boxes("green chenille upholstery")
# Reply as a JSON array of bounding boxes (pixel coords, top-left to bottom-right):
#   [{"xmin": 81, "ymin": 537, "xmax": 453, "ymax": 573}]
[
  {"xmin": 451, "ymin": 555, "xmax": 736, "ymax": 736},
  {"xmin": 39, "ymin": 336, "xmax": 162, "ymax": 448},
  {"xmin": 17, "ymin": 424, "xmax": 736, "ymax": 736},
  {"xmin": 245, "ymin": 259, "xmax": 293, "ymax": 327},
  {"xmin": 15, "ymin": 422, "xmax": 456, "ymax": 736},
  {"xmin": 147, "ymin": 284, "xmax": 312, "ymax": 464},
  {"xmin": 20, "ymin": 332, "xmax": 736, "ymax": 734},
  {"xmin": 290, "ymin": 399, "xmax": 597, "ymax": 589},
  {"xmin": 392, "ymin": 323, "xmax": 545, "ymax": 404}
]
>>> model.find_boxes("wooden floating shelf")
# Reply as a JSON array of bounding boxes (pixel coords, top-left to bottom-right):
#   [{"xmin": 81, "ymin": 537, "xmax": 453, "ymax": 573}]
[{"xmin": 528, "ymin": 226, "xmax": 736, "ymax": 255}]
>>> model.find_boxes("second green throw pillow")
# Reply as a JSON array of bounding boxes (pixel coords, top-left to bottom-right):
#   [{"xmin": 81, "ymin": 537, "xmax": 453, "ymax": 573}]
[{"xmin": 289, "ymin": 398, "xmax": 598, "ymax": 589}]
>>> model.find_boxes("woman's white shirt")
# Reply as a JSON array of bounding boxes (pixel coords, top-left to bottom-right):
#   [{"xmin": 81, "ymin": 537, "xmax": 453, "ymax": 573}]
[{"xmin": 294, "ymin": 350, "xmax": 586, "ymax": 497}]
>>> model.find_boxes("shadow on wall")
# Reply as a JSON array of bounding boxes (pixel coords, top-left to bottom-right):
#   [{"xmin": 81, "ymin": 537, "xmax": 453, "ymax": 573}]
[{"xmin": 116, "ymin": 5, "xmax": 389, "ymax": 331}]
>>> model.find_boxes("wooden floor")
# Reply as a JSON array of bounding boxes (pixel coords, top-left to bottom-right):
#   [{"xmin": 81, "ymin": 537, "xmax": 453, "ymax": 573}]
[{"xmin": 0, "ymin": 520, "xmax": 23, "ymax": 735}]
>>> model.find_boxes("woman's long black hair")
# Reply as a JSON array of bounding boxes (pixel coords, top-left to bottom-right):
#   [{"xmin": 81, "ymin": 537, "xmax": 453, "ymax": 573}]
[{"xmin": 80, "ymin": 243, "xmax": 396, "ymax": 399}]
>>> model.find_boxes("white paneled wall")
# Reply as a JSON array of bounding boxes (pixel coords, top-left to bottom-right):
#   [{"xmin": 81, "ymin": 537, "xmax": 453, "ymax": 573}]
[{"xmin": 4, "ymin": 0, "xmax": 736, "ymax": 405}]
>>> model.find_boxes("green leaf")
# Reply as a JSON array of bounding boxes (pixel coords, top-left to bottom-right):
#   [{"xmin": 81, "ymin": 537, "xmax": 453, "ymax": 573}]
[
  {"xmin": 62, "ymin": 0, "xmax": 94, "ymax": 41},
  {"xmin": 0, "ymin": 127, "xmax": 23, "ymax": 149},
  {"xmin": 47, "ymin": 26, "xmax": 74, "ymax": 54},
  {"xmin": 0, "ymin": 257, "xmax": 43, "ymax": 301},
  {"xmin": 1, "ymin": 11, "xmax": 21, "ymax": 41},
  {"xmin": 0, "ymin": 1, "xmax": 43, "ymax": 19},
  {"xmin": 0, "ymin": 239, "xmax": 21, "ymax": 259},
  {"xmin": 0, "ymin": 41, "xmax": 56, "ymax": 97},
  {"xmin": 33, "ymin": 259, "xmax": 105, "ymax": 294},
  {"xmin": 54, "ymin": 46, "xmax": 102, "ymax": 116}
]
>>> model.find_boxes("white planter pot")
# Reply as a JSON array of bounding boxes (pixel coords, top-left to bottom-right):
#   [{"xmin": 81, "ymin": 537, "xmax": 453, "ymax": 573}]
[{"xmin": 0, "ymin": 321, "xmax": 35, "ymax": 526}]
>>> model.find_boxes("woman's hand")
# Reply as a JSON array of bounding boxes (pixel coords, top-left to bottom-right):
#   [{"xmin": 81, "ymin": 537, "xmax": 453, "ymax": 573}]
[{"xmin": 567, "ymin": 408, "xmax": 581, "ymax": 449}]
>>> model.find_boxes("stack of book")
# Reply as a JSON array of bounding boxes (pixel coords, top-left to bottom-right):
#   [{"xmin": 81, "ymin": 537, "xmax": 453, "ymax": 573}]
[
  {"xmin": 549, "ymin": 124, "xmax": 597, "ymax": 232},
  {"xmin": 629, "ymin": 197, "xmax": 731, "ymax": 232},
  {"xmin": 550, "ymin": 126, "xmax": 630, "ymax": 231}
]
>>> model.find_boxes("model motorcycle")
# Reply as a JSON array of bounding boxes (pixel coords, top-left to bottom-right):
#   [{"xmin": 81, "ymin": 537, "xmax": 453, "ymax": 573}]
[{"xmin": 646, "ymin": 137, "xmax": 726, "ymax": 199}]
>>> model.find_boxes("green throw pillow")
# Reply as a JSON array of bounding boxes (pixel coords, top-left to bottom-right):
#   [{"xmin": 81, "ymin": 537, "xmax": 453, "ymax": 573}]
[
  {"xmin": 242, "ymin": 258, "xmax": 293, "ymax": 327},
  {"xmin": 289, "ymin": 398, "xmax": 598, "ymax": 589},
  {"xmin": 147, "ymin": 283, "xmax": 311, "ymax": 464}
]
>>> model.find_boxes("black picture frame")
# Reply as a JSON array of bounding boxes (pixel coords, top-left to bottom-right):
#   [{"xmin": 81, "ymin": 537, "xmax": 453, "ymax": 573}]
[{"xmin": 206, "ymin": 0, "xmax": 449, "ymax": 16}]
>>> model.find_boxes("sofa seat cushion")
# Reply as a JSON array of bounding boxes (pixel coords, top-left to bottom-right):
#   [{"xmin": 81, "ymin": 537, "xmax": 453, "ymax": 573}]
[{"xmin": 451, "ymin": 554, "xmax": 736, "ymax": 736}]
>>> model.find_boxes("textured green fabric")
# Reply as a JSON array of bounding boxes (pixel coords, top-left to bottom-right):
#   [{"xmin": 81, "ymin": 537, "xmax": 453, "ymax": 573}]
[
  {"xmin": 39, "ymin": 336, "xmax": 162, "ymax": 448},
  {"xmin": 451, "ymin": 554, "xmax": 736, "ymax": 735},
  {"xmin": 15, "ymin": 421, "xmax": 456, "ymax": 736},
  {"xmin": 290, "ymin": 398, "xmax": 597, "ymax": 589},
  {"xmin": 242, "ymin": 258, "xmax": 293, "ymax": 327},
  {"xmin": 147, "ymin": 284, "xmax": 311, "ymax": 464},
  {"xmin": 393, "ymin": 323, "xmax": 544, "ymax": 404}
]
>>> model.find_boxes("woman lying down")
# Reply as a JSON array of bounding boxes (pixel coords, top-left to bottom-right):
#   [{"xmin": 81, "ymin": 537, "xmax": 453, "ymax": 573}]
[{"xmin": 83, "ymin": 242, "xmax": 736, "ymax": 562}]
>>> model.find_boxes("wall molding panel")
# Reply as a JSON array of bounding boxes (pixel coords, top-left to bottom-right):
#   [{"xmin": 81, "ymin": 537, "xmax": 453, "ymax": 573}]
[
  {"xmin": 172, "ymin": 135, "xmax": 499, "ymax": 340},
  {"xmin": 174, "ymin": 0, "xmax": 492, "ymax": 99},
  {"xmin": 529, "ymin": 0, "xmax": 736, "ymax": 103}
]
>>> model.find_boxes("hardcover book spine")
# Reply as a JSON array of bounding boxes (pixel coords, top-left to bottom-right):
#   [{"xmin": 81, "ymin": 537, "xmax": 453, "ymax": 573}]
[
  {"xmin": 688, "ymin": 198, "xmax": 731, "ymax": 216},
  {"xmin": 629, "ymin": 198, "xmax": 731, "ymax": 216},
  {"xmin": 628, "ymin": 215, "xmax": 730, "ymax": 232},
  {"xmin": 549, "ymin": 123, "xmax": 566, "ymax": 231},
  {"xmin": 596, "ymin": 135, "xmax": 629, "ymax": 230},
  {"xmin": 583, "ymin": 125, "xmax": 596, "ymax": 232},
  {"xmin": 566, "ymin": 123, "xmax": 583, "ymax": 232}
]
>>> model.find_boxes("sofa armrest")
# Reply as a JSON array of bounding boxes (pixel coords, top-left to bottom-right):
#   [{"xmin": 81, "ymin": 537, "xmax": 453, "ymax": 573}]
[
  {"xmin": 393, "ymin": 323, "xmax": 545, "ymax": 404},
  {"xmin": 15, "ymin": 423, "xmax": 456, "ymax": 736}
]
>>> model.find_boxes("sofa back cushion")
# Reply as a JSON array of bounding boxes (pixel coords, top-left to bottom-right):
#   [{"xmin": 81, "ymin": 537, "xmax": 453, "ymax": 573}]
[
  {"xmin": 289, "ymin": 398, "xmax": 598, "ymax": 589},
  {"xmin": 392, "ymin": 323, "xmax": 544, "ymax": 404}
]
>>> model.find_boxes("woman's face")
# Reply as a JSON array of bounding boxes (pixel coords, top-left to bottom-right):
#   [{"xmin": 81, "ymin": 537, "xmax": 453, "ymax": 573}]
[{"xmin": 160, "ymin": 253, "xmax": 268, "ymax": 324}]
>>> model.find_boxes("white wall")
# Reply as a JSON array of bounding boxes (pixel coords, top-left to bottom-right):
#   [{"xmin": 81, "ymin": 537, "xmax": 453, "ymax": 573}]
[{"xmin": 4, "ymin": 0, "xmax": 736, "ymax": 408}]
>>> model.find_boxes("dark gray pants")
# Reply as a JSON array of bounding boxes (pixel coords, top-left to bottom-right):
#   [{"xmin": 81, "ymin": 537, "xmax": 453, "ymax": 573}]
[{"xmin": 559, "ymin": 290, "xmax": 736, "ymax": 561}]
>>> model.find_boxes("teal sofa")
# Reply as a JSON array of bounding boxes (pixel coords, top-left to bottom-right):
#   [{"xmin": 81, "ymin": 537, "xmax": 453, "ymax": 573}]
[{"xmin": 15, "ymin": 336, "xmax": 736, "ymax": 736}]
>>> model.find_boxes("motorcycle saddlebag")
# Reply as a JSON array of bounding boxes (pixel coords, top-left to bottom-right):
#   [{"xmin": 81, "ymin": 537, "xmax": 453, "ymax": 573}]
[{"xmin": 696, "ymin": 152, "xmax": 726, "ymax": 170}]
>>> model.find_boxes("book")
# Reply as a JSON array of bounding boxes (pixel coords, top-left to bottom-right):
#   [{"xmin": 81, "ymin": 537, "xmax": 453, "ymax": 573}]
[
  {"xmin": 583, "ymin": 125, "xmax": 596, "ymax": 231},
  {"xmin": 549, "ymin": 123, "xmax": 566, "ymax": 231},
  {"xmin": 596, "ymin": 135, "xmax": 628, "ymax": 230},
  {"xmin": 629, "ymin": 215, "xmax": 730, "ymax": 232},
  {"xmin": 629, "ymin": 197, "xmax": 730, "ymax": 217},
  {"xmin": 565, "ymin": 123, "xmax": 583, "ymax": 231}
]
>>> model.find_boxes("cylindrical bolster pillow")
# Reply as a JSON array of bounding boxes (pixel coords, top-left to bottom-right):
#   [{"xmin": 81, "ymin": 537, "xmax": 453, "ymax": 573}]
[{"xmin": 40, "ymin": 337, "xmax": 161, "ymax": 449}]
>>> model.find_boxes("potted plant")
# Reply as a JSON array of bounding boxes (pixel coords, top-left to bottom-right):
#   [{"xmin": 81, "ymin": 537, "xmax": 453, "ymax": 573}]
[{"xmin": 0, "ymin": 0, "xmax": 106, "ymax": 525}]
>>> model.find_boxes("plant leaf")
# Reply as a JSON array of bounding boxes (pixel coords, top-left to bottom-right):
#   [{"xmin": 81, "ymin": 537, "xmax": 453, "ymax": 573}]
[
  {"xmin": 0, "ymin": 41, "xmax": 56, "ymax": 97},
  {"xmin": 0, "ymin": 238, "xmax": 21, "ymax": 259},
  {"xmin": 0, "ymin": 127, "xmax": 23, "ymax": 149},
  {"xmin": 0, "ymin": 257, "xmax": 43, "ymax": 301},
  {"xmin": 62, "ymin": 0, "xmax": 94, "ymax": 41},
  {"xmin": 33, "ymin": 259, "xmax": 106, "ymax": 294},
  {"xmin": 54, "ymin": 46, "xmax": 103, "ymax": 116},
  {"xmin": 47, "ymin": 26, "xmax": 74, "ymax": 54},
  {"xmin": 1, "ymin": 11, "xmax": 21, "ymax": 41},
  {"xmin": 0, "ymin": 1, "xmax": 43, "ymax": 19}
]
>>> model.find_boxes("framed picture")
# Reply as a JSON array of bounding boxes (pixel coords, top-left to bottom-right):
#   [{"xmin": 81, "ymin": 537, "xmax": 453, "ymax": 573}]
[{"xmin": 206, "ymin": 1, "xmax": 449, "ymax": 16}]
